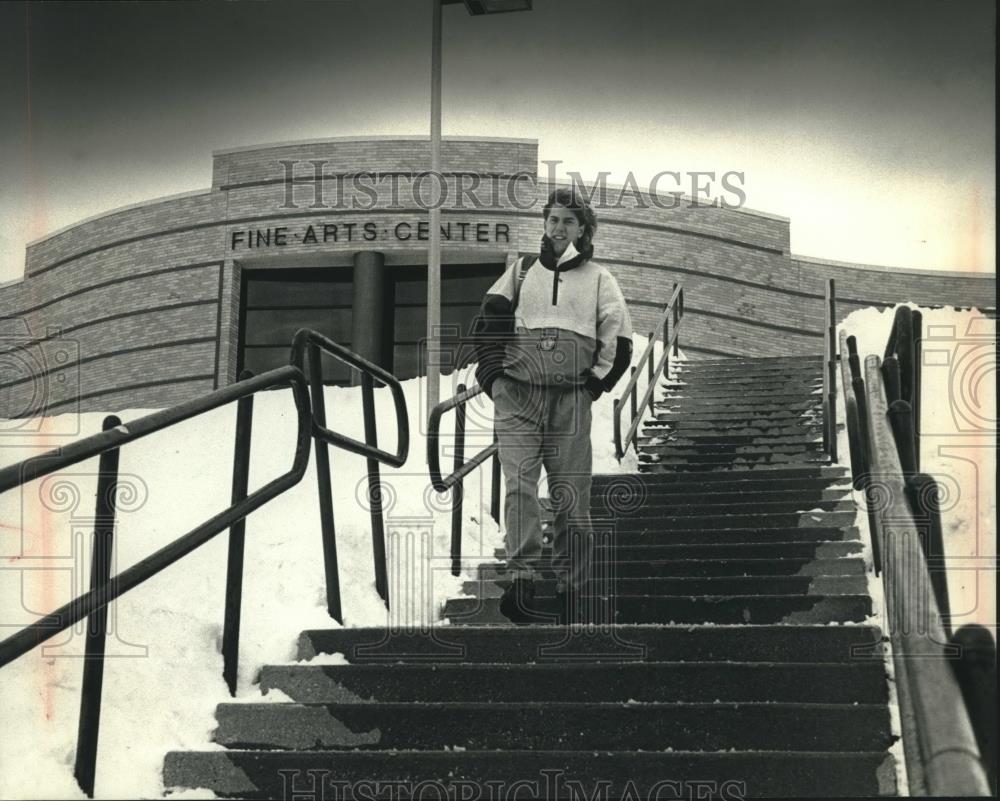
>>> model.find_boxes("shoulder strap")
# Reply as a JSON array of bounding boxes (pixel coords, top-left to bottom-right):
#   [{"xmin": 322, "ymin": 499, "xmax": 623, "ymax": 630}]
[{"xmin": 513, "ymin": 255, "xmax": 535, "ymax": 310}]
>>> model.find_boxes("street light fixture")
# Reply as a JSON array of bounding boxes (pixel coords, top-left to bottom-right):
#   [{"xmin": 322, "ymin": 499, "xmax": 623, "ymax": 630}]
[
  {"xmin": 425, "ymin": 0, "xmax": 533, "ymax": 425},
  {"xmin": 452, "ymin": 0, "xmax": 533, "ymax": 14}
]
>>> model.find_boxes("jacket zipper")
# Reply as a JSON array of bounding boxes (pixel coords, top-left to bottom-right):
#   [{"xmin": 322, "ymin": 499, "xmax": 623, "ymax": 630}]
[{"xmin": 552, "ymin": 262, "xmax": 559, "ymax": 305}]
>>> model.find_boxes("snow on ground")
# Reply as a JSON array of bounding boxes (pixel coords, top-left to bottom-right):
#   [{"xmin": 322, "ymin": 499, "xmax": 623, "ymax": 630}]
[{"xmin": 0, "ymin": 332, "xmax": 662, "ymax": 799}]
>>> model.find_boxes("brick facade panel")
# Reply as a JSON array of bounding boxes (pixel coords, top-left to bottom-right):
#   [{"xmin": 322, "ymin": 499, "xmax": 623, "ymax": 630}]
[{"xmin": 0, "ymin": 138, "xmax": 992, "ymax": 415}]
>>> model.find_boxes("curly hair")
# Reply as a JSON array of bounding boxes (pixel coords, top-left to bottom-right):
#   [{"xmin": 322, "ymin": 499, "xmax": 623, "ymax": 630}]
[{"xmin": 542, "ymin": 188, "xmax": 598, "ymax": 254}]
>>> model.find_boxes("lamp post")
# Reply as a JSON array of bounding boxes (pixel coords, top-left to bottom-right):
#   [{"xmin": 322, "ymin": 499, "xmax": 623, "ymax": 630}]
[{"xmin": 425, "ymin": 0, "xmax": 533, "ymax": 423}]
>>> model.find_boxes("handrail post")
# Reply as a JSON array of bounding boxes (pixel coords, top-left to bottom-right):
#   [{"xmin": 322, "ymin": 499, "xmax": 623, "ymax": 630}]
[
  {"xmin": 882, "ymin": 355, "xmax": 902, "ymax": 403},
  {"xmin": 629, "ymin": 366, "xmax": 638, "ymax": 452},
  {"xmin": 888, "ymin": 399, "xmax": 917, "ymax": 476},
  {"xmin": 674, "ymin": 288, "xmax": 683, "ymax": 356},
  {"xmin": 907, "ymin": 473, "xmax": 951, "ymax": 638},
  {"xmin": 361, "ymin": 372, "xmax": 389, "ymax": 607},
  {"xmin": 74, "ymin": 415, "xmax": 122, "ymax": 799},
  {"xmin": 949, "ymin": 624, "xmax": 998, "ymax": 793},
  {"xmin": 646, "ymin": 332, "xmax": 655, "ymax": 414},
  {"xmin": 222, "ymin": 370, "xmax": 255, "ymax": 697},
  {"xmin": 824, "ymin": 279, "xmax": 838, "ymax": 462},
  {"xmin": 489, "ymin": 427, "xmax": 501, "ymax": 525},
  {"xmin": 450, "ymin": 383, "xmax": 467, "ymax": 577},
  {"xmin": 307, "ymin": 344, "xmax": 343, "ymax": 624},
  {"xmin": 662, "ymin": 298, "xmax": 671, "ymax": 362},
  {"xmin": 613, "ymin": 397, "xmax": 623, "ymax": 461}
]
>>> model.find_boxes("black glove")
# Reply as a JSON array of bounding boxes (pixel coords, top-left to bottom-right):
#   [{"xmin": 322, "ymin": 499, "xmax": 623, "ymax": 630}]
[{"xmin": 583, "ymin": 374, "xmax": 605, "ymax": 401}]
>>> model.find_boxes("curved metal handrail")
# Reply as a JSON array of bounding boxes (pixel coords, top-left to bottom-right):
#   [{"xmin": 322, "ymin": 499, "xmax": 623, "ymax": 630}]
[
  {"xmin": 863, "ymin": 355, "xmax": 991, "ymax": 796},
  {"xmin": 428, "ymin": 383, "xmax": 497, "ymax": 492},
  {"xmin": 0, "ymin": 364, "xmax": 312, "ymax": 665},
  {"xmin": 613, "ymin": 283, "xmax": 683, "ymax": 460},
  {"xmin": 289, "ymin": 328, "xmax": 409, "ymax": 467}
]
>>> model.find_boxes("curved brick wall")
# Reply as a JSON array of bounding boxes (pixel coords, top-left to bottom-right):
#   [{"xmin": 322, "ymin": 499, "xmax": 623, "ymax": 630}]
[{"xmin": 0, "ymin": 136, "xmax": 994, "ymax": 415}]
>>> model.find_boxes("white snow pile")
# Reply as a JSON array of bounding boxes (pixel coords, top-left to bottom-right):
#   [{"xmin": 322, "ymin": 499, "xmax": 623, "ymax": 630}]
[{"xmin": 0, "ymin": 332, "xmax": 662, "ymax": 798}]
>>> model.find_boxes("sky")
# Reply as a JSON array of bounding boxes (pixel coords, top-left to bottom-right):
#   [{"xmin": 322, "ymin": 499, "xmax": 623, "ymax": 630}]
[{"xmin": 0, "ymin": 0, "xmax": 995, "ymax": 283}]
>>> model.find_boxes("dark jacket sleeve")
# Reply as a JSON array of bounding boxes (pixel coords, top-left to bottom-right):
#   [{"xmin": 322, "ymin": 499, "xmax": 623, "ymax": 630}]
[{"xmin": 469, "ymin": 261, "xmax": 520, "ymax": 398}]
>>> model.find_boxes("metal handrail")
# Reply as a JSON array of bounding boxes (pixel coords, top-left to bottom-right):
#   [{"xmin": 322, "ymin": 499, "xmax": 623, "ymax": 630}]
[
  {"xmin": 839, "ymin": 330, "xmax": 883, "ymax": 575},
  {"xmin": 289, "ymin": 328, "xmax": 409, "ymax": 467},
  {"xmin": 428, "ymin": 382, "xmax": 501, "ymax": 576},
  {"xmin": 862, "ymin": 355, "xmax": 991, "ymax": 796},
  {"xmin": 0, "ymin": 364, "xmax": 312, "ymax": 797},
  {"xmin": 613, "ymin": 283, "xmax": 684, "ymax": 460},
  {"xmin": 821, "ymin": 278, "xmax": 838, "ymax": 461},
  {"xmin": 1, "ymin": 329, "xmax": 415, "ymax": 797},
  {"xmin": 288, "ymin": 328, "xmax": 410, "ymax": 615}
]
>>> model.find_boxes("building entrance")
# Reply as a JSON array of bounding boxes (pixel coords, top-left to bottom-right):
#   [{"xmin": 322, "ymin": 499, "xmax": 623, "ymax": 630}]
[{"xmin": 238, "ymin": 262, "xmax": 503, "ymax": 384}]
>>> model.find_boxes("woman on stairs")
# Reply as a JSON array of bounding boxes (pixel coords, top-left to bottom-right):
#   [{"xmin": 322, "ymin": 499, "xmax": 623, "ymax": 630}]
[{"xmin": 470, "ymin": 187, "xmax": 633, "ymax": 625}]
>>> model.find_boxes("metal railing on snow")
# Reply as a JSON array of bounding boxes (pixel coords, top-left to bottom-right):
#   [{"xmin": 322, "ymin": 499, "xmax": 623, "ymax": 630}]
[
  {"xmin": 841, "ymin": 306, "xmax": 994, "ymax": 795},
  {"xmin": 0, "ymin": 329, "xmax": 409, "ymax": 798},
  {"xmin": 613, "ymin": 282, "xmax": 684, "ymax": 460}
]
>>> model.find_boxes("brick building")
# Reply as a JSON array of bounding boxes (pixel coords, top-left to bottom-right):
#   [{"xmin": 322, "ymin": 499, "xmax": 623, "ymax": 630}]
[{"xmin": 0, "ymin": 136, "xmax": 994, "ymax": 417}]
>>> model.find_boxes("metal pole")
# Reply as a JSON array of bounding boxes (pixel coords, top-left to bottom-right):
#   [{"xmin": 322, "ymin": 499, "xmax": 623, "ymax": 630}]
[
  {"xmin": 451, "ymin": 383, "xmax": 467, "ymax": 576},
  {"xmin": 308, "ymin": 345, "xmax": 342, "ymax": 624},
  {"xmin": 362, "ymin": 372, "xmax": 389, "ymax": 607},
  {"xmin": 74, "ymin": 415, "xmax": 122, "ymax": 799},
  {"xmin": 629, "ymin": 366, "xmax": 638, "ymax": 453},
  {"xmin": 426, "ymin": 0, "xmax": 443, "ymax": 422},
  {"xmin": 826, "ymin": 279, "xmax": 838, "ymax": 462},
  {"xmin": 223, "ymin": 370, "xmax": 254, "ymax": 697},
  {"xmin": 646, "ymin": 331, "xmax": 655, "ymax": 414},
  {"xmin": 490, "ymin": 427, "xmax": 501, "ymax": 525}
]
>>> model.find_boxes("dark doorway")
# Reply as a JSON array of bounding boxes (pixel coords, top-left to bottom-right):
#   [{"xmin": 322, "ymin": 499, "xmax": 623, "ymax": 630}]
[{"xmin": 238, "ymin": 262, "xmax": 503, "ymax": 384}]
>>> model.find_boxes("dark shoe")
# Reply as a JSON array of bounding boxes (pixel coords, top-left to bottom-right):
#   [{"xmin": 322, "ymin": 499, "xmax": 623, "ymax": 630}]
[{"xmin": 498, "ymin": 578, "xmax": 537, "ymax": 625}]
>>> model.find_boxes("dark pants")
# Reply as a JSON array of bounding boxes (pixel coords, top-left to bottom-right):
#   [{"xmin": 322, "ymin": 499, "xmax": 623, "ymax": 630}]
[{"xmin": 492, "ymin": 376, "xmax": 594, "ymax": 592}]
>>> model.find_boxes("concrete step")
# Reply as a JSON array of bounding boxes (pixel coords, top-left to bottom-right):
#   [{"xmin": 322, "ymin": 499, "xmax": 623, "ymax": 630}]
[
  {"xmin": 606, "ymin": 497, "xmax": 855, "ymax": 516},
  {"xmin": 659, "ymin": 391, "xmax": 822, "ymax": 404},
  {"xmin": 443, "ymin": 593, "xmax": 872, "ymax": 626},
  {"xmin": 678, "ymin": 361, "xmax": 823, "ymax": 372},
  {"xmin": 604, "ymin": 510, "xmax": 858, "ymax": 530},
  {"xmin": 637, "ymin": 456, "xmax": 829, "ymax": 472},
  {"xmin": 257, "ymin": 661, "xmax": 889, "ymax": 704},
  {"xmin": 495, "ymin": 541, "xmax": 864, "ymax": 562},
  {"xmin": 477, "ymin": 557, "xmax": 867, "ymax": 581},
  {"xmin": 298, "ymin": 624, "xmax": 884, "ymax": 664},
  {"xmin": 589, "ymin": 527, "xmax": 860, "ymax": 544},
  {"xmin": 212, "ymin": 701, "xmax": 893, "ymax": 752},
  {"xmin": 637, "ymin": 446, "xmax": 826, "ymax": 461},
  {"xmin": 580, "ymin": 541, "xmax": 863, "ymax": 560},
  {"xmin": 654, "ymin": 400, "xmax": 821, "ymax": 414},
  {"xmin": 592, "ymin": 466, "xmax": 848, "ymax": 488},
  {"xmin": 643, "ymin": 418, "xmax": 822, "ymax": 432},
  {"xmin": 638, "ymin": 433, "xmax": 823, "ymax": 447},
  {"xmin": 591, "ymin": 487, "xmax": 852, "ymax": 507},
  {"xmin": 464, "ymin": 575, "xmax": 868, "ymax": 598},
  {"xmin": 664, "ymin": 375, "xmax": 822, "ymax": 389},
  {"xmin": 653, "ymin": 408, "xmax": 819, "ymax": 421},
  {"xmin": 163, "ymin": 749, "xmax": 896, "ymax": 799},
  {"xmin": 641, "ymin": 428, "xmax": 823, "ymax": 443}
]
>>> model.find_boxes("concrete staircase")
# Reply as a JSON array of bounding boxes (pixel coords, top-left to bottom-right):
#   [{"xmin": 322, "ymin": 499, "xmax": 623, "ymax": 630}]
[{"xmin": 163, "ymin": 355, "xmax": 897, "ymax": 798}]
